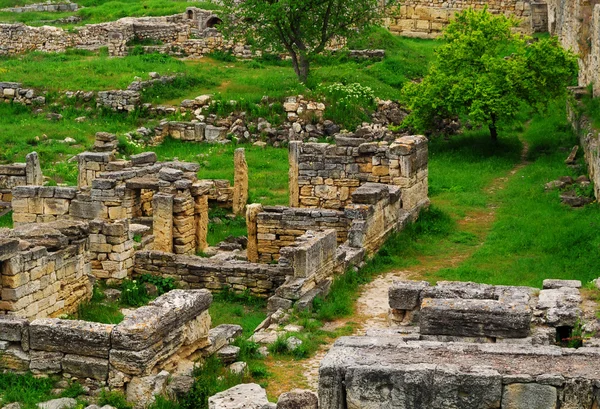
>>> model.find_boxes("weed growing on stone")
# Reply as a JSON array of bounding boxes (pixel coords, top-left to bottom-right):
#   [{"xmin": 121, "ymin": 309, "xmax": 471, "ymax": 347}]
[
  {"xmin": 0, "ymin": 211, "xmax": 12, "ymax": 228},
  {"xmin": 98, "ymin": 390, "xmax": 133, "ymax": 409}
]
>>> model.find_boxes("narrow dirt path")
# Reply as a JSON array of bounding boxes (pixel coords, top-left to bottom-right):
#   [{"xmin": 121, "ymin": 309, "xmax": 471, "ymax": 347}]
[{"xmin": 297, "ymin": 140, "xmax": 532, "ymax": 391}]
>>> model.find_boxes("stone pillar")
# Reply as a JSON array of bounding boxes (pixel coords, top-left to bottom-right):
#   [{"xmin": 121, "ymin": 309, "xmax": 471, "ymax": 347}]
[
  {"xmin": 232, "ymin": 148, "xmax": 249, "ymax": 216},
  {"xmin": 195, "ymin": 194, "xmax": 209, "ymax": 253},
  {"xmin": 25, "ymin": 152, "xmax": 43, "ymax": 186},
  {"xmin": 173, "ymin": 189, "xmax": 196, "ymax": 255},
  {"xmin": 289, "ymin": 141, "xmax": 300, "ymax": 207},
  {"xmin": 153, "ymin": 193, "xmax": 174, "ymax": 253},
  {"xmin": 246, "ymin": 203, "xmax": 263, "ymax": 263}
]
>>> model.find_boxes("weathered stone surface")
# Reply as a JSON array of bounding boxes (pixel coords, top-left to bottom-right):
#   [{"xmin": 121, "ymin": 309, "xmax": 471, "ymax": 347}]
[
  {"xmin": 217, "ymin": 345, "xmax": 240, "ymax": 364},
  {"xmin": 130, "ymin": 152, "xmax": 157, "ymax": 166},
  {"xmin": 232, "ymin": 148, "xmax": 248, "ymax": 216},
  {"xmin": 204, "ymin": 324, "xmax": 243, "ymax": 355},
  {"xmin": 389, "ymin": 280, "xmax": 430, "ymax": 310},
  {"xmin": 126, "ymin": 370, "xmax": 170, "ymax": 409},
  {"xmin": 208, "ymin": 383, "xmax": 271, "ymax": 409},
  {"xmin": 501, "ymin": 383, "xmax": 557, "ymax": 409},
  {"xmin": 537, "ymin": 288, "xmax": 581, "ymax": 327},
  {"xmin": 29, "ymin": 319, "xmax": 113, "ymax": 358},
  {"xmin": 62, "ymin": 354, "xmax": 109, "ymax": 381},
  {"xmin": 420, "ymin": 298, "xmax": 531, "ymax": 338},
  {"xmin": 30, "ymin": 350, "xmax": 63, "ymax": 373},
  {"xmin": 111, "ymin": 290, "xmax": 212, "ymax": 350},
  {"xmin": 319, "ymin": 336, "xmax": 600, "ymax": 409},
  {"xmin": 542, "ymin": 279, "xmax": 581, "ymax": 289},
  {"xmin": 276, "ymin": 389, "xmax": 318, "ymax": 409},
  {"xmin": 38, "ymin": 398, "xmax": 77, "ymax": 409},
  {"xmin": 0, "ymin": 316, "xmax": 28, "ymax": 342},
  {"xmin": 167, "ymin": 375, "xmax": 195, "ymax": 400}
]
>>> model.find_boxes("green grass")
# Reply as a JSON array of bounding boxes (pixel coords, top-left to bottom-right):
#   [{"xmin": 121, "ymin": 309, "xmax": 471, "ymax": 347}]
[
  {"xmin": 152, "ymin": 139, "xmax": 290, "ymax": 206},
  {"xmin": 0, "ymin": 373, "xmax": 85, "ymax": 409},
  {"xmin": 209, "ymin": 288, "xmax": 267, "ymax": 338},
  {"xmin": 0, "ymin": 211, "xmax": 13, "ymax": 228},
  {"xmin": 0, "ymin": 0, "xmax": 218, "ymax": 25},
  {"xmin": 207, "ymin": 207, "xmax": 247, "ymax": 246},
  {"xmin": 432, "ymin": 101, "xmax": 600, "ymax": 287}
]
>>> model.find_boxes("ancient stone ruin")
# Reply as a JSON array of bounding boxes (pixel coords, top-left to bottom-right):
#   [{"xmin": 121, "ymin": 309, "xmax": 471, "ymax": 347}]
[{"xmin": 319, "ymin": 279, "xmax": 600, "ymax": 408}]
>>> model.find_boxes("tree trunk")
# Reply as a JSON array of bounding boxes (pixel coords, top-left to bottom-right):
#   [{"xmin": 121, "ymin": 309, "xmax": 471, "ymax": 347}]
[
  {"xmin": 489, "ymin": 114, "xmax": 498, "ymax": 141},
  {"xmin": 298, "ymin": 53, "xmax": 310, "ymax": 83}
]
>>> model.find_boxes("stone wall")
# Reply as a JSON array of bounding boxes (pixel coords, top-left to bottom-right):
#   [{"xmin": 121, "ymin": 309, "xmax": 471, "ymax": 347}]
[
  {"xmin": 289, "ymin": 135, "xmax": 428, "ymax": 211},
  {"xmin": 548, "ymin": 0, "xmax": 600, "ymax": 96},
  {"xmin": 133, "ymin": 250, "xmax": 290, "ymax": 297},
  {"xmin": 252, "ymin": 206, "xmax": 351, "ymax": 263},
  {"xmin": 385, "ymin": 0, "xmax": 542, "ymax": 38},
  {"xmin": 153, "ymin": 121, "xmax": 228, "ymax": 144},
  {"xmin": 0, "ymin": 220, "xmax": 92, "ymax": 320},
  {"xmin": 1, "ymin": 2, "xmax": 78, "ymax": 13},
  {"xmin": 320, "ymin": 337, "xmax": 600, "ymax": 409},
  {"xmin": 0, "ymin": 82, "xmax": 45, "ymax": 105},
  {"xmin": 0, "ymin": 152, "xmax": 43, "ymax": 205},
  {"xmin": 96, "ymin": 90, "xmax": 141, "ymax": 112},
  {"xmin": 0, "ymin": 290, "xmax": 212, "ymax": 393},
  {"xmin": 320, "ymin": 278, "xmax": 597, "ymax": 409},
  {"xmin": 11, "ymin": 185, "xmax": 77, "ymax": 224}
]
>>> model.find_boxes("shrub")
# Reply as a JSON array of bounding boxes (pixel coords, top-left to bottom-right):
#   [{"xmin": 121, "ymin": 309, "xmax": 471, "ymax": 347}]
[{"xmin": 120, "ymin": 279, "xmax": 149, "ymax": 307}]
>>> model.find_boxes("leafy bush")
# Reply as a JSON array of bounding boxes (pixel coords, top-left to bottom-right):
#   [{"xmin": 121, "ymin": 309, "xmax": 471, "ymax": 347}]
[
  {"xmin": 321, "ymin": 82, "xmax": 376, "ymax": 130},
  {"xmin": 138, "ymin": 273, "xmax": 177, "ymax": 295}
]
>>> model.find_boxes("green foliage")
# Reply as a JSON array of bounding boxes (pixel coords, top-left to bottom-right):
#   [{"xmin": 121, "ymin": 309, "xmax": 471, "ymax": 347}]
[
  {"xmin": 207, "ymin": 50, "xmax": 237, "ymax": 63},
  {"xmin": 98, "ymin": 390, "xmax": 133, "ymax": 409},
  {"xmin": 139, "ymin": 74, "xmax": 219, "ymax": 105},
  {"xmin": 210, "ymin": 288, "xmax": 267, "ymax": 337},
  {"xmin": 138, "ymin": 273, "xmax": 177, "ymax": 295},
  {"xmin": 0, "ymin": 211, "xmax": 13, "ymax": 228},
  {"xmin": 120, "ymin": 279, "xmax": 149, "ymax": 307},
  {"xmin": 180, "ymin": 356, "xmax": 244, "ymax": 409},
  {"xmin": 402, "ymin": 8, "xmax": 578, "ymax": 139},
  {"xmin": 321, "ymin": 82, "xmax": 376, "ymax": 130},
  {"xmin": 207, "ymin": 207, "xmax": 247, "ymax": 246},
  {"xmin": 60, "ymin": 382, "xmax": 86, "ymax": 399},
  {"xmin": 72, "ymin": 285, "xmax": 124, "ymax": 324},
  {"xmin": 221, "ymin": 0, "xmax": 396, "ymax": 82},
  {"xmin": 0, "ymin": 372, "xmax": 56, "ymax": 409}
]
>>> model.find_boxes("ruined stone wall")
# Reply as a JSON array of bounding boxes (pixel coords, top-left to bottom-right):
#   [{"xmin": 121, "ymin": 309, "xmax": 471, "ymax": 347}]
[
  {"xmin": 0, "ymin": 152, "xmax": 43, "ymax": 204},
  {"xmin": 153, "ymin": 121, "xmax": 229, "ymax": 144},
  {"xmin": 386, "ymin": 0, "xmax": 540, "ymax": 38},
  {"xmin": 0, "ymin": 290, "xmax": 212, "ymax": 392},
  {"xmin": 0, "ymin": 82, "xmax": 45, "ymax": 105},
  {"xmin": 567, "ymin": 88, "xmax": 600, "ymax": 200},
  {"xmin": 96, "ymin": 90, "xmax": 141, "ymax": 112},
  {"xmin": 253, "ymin": 206, "xmax": 351, "ymax": 263},
  {"xmin": 0, "ymin": 221, "xmax": 92, "ymax": 320},
  {"xmin": 548, "ymin": 0, "xmax": 600, "ymax": 95},
  {"xmin": 1, "ymin": 2, "xmax": 78, "ymax": 13},
  {"xmin": 133, "ymin": 251, "xmax": 290, "ymax": 297},
  {"xmin": 289, "ymin": 135, "xmax": 428, "ymax": 211},
  {"xmin": 11, "ymin": 186, "xmax": 77, "ymax": 224},
  {"xmin": 89, "ymin": 219, "xmax": 134, "ymax": 281}
]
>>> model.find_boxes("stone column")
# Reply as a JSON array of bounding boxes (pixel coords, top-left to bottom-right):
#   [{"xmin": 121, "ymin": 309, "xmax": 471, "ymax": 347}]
[
  {"xmin": 25, "ymin": 152, "xmax": 43, "ymax": 186},
  {"xmin": 289, "ymin": 141, "xmax": 300, "ymax": 207},
  {"xmin": 232, "ymin": 148, "xmax": 249, "ymax": 216},
  {"xmin": 246, "ymin": 203, "xmax": 263, "ymax": 263},
  {"xmin": 153, "ymin": 193, "xmax": 174, "ymax": 253},
  {"xmin": 195, "ymin": 194, "xmax": 209, "ymax": 253}
]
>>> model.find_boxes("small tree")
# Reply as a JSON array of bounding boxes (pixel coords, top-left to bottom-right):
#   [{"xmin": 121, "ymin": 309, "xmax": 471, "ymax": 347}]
[
  {"xmin": 221, "ymin": 0, "xmax": 394, "ymax": 83},
  {"xmin": 402, "ymin": 9, "xmax": 578, "ymax": 140}
]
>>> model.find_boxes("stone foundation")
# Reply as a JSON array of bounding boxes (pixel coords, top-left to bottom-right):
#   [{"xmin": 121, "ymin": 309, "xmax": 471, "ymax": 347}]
[
  {"xmin": 0, "ymin": 290, "xmax": 212, "ymax": 393},
  {"xmin": 0, "ymin": 152, "xmax": 43, "ymax": 206},
  {"xmin": 0, "ymin": 220, "xmax": 92, "ymax": 319}
]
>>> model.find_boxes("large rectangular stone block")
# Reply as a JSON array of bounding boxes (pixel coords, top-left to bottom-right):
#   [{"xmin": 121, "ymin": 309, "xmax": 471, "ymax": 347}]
[
  {"xmin": 420, "ymin": 298, "xmax": 531, "ymax": 338},
  {"xmin": 29, "ymin": 319, "xmax": 114, "ymax": 358}
]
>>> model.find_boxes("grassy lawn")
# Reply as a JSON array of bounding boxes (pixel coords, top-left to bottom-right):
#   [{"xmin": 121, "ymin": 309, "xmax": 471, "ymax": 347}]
[{"xmin": 0, "ymin": 0, "xmax": 218, "ymax": 25}]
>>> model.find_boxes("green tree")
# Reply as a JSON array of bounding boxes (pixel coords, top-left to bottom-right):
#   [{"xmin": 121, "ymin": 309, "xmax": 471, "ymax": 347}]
[
  {"xmin": 402, "ymin": 9, "xmax": 578, "ymax": 140},
  {"xmin": 221, "ymin": 0, "xmax": 395, "ymax": 83}
]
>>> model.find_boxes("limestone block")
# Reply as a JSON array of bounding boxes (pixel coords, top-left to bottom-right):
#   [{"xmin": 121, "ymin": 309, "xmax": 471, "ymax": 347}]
[
  {"xmin": 276, "ymin": 389, "xmax": 318, "ymax": 409},
  {"xmin": 62, "ymin": 354, "xmax": 109, "ymax": 381},
  {"xmin": 111, "ymin": 290, "xmax": 212, "ymax": 351},
  {"xmin": 127, "ymin": 371, "xmax": 170, "ymax": 409},
  {"xmin": 29, "ymin": 350, "xmax": 63, "ymax": 373},
  {"xmin": 0, "ymin": 345, "xmax": 30, "ymax": 371},
  {"xmin": 389, "ymin": 280, "xmax": 430, "ymax": 310},
  {"xmin": 501, "ymin": 383, "xmax": 557, "ymax": 409},
  {"xmin": 420, "ymin": 298, "xmax": 531, "ymax": 338},
  {"xmin": 208, "ymin": 383, "xmax": 270, "ymax": 409},
  {"xmin": 29, "ymin": 318, "xmax": 113, "ymax": 358},
  {"xmin": 233, "ymin": 148, "xmax": 249, "ymax": 216}
]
